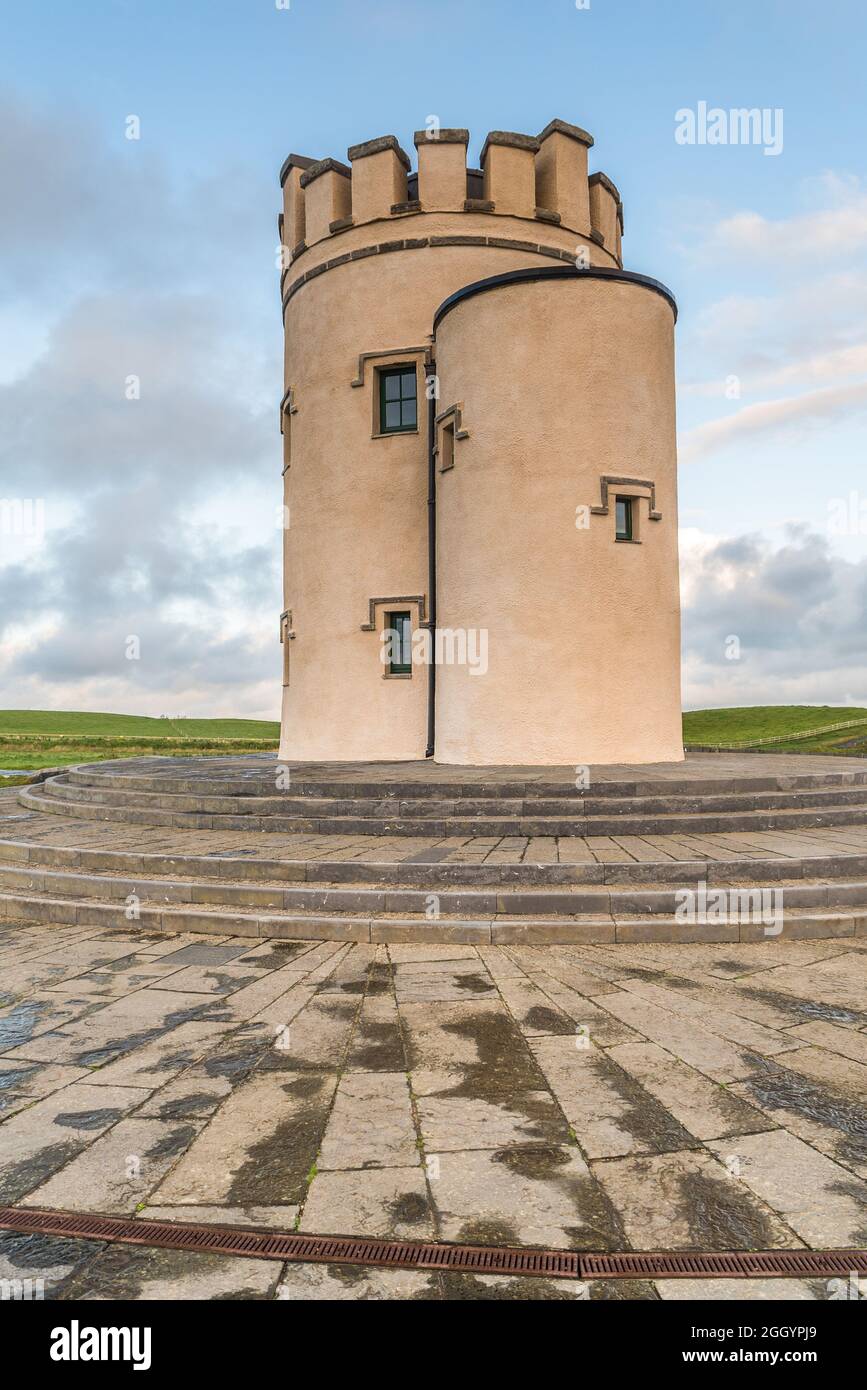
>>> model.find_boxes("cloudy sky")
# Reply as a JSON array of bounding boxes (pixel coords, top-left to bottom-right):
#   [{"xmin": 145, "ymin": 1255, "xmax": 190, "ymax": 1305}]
[{"xmin": 1, "ymin": 0, "xmax": 866, "ymax": 718}]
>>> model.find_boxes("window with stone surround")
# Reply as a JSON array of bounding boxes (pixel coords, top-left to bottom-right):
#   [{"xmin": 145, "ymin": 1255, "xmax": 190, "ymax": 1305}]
[{"xmin": 378, "ymin": 367, "xmax": 418, "ymax": 434}]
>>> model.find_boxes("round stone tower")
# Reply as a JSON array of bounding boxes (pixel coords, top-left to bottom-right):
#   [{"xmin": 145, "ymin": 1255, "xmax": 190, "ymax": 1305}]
[{"xmin": 277, "ymin": 120, "xmax": 682, "ymax": 765}]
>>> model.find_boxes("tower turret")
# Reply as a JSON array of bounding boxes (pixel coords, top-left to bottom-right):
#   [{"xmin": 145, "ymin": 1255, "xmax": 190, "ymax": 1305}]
[{"xmin": 277, "ymin": 119, "xmax": 681, "ymax": 765}]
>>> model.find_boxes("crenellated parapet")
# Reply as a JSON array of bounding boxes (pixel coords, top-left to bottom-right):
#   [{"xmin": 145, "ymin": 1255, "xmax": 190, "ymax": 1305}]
[
  {"xmin": 278, "ymin": 117, "xmax": 626, "ymax": 284},
  {"xmin": 277, "ymin": 111, "xmax": 679, "ymax": 766}
]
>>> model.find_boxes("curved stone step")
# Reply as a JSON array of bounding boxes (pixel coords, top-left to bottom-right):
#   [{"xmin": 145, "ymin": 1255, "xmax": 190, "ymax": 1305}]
[
  {"xmin": 40, "ymin": 773, "xmax": 867, "ymax": 818},
  {"xmin": 6, "ymin": 831, "xmax": 867, "ymax": 887},
  {"xmin": 20, "ymin": 781, "xmax": 867, "ymax": 837},
  {"xmin": 0, "ymin": 887, "xmax": 860, "ymax": 945},
  {"xmin": 3, "ymin": 858, "xmax": 865, "ymax": 918},
  {"xmin": 60, "ymin": 761, "xmax": 867, "ymax": 799}
]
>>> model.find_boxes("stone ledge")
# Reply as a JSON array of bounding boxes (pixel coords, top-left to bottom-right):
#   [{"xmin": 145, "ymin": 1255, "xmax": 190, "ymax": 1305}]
[
  {"xmin": 537, "ymin": 118, "xmax": 594, "ymax": 148},
  {"xmin": 299, "ymin": 156, "xmax": 351, "ymax": 189},
  {"xmin": 479, "ymin": 130, "xmax": 541, "ymax": 163},
  {"xmin": 347, "ymin": 134, "xmax": 411, "ymax": 169},
  {"xmin": 0, "ymin": 888, "xmax": 860, "ymax": 945},
  {"xmin": 278, "ymin": 152, "xmax": 317, "ymax": 187},
  {"xmin": 413, "ymin": 129, "xmax": 470, "ymax": 146}
]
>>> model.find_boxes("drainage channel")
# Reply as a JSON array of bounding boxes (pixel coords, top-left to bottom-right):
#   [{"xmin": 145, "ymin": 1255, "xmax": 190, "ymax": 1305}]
[{"xmin": 3, "ymin": 1207, "xmax": 866, "ymax": 1282}]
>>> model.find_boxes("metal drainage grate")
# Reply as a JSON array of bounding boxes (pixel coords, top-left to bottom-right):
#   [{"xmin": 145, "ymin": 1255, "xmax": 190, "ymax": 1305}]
[
  {"xmin": 0, "ymin": 1208, "xmax": 864, "ymax": 1282},
  {"xmin": 580, "ymin": 1249, "xmax": 867, "ymax": 1279},
  {"xmin": 0, "ymin": 1207, "xmax": 578, "ymax": 1279}
]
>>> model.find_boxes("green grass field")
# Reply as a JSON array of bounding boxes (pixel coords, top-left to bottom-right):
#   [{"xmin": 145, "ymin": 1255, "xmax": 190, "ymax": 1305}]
[
  {"xmin": 2, "ymin": 707, "xmax": 866, "ymax": 781},
  {"xmin": 0, "ymin": 710, "xmax": 279, "ymax": 774},
  {"xmin": 682, "ymin": 705, "xmax": 867, "ymax": 755}
]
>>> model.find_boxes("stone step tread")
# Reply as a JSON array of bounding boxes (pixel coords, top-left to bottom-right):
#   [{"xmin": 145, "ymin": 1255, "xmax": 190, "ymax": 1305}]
[
  {"xmin": 45, "ymin": 778, "xmax": 867, "ymax": 812},
  {"xmin": 3, "ymin": 860, "xmax": 865, "ymax": 905},
  {"xmin": 0, "ymin": 888, "xmax": 861, "ymax": 944},
  {"xmin": 21, "ymin": 786, "xmax": 867, "ymax": 835},
  {"xmin": 5, "ymin": 835, "xmax": 867, "ymax": 886},
  {"xmin": 61, "ymin": 768, "xmax": 867, "ymax": 798}
]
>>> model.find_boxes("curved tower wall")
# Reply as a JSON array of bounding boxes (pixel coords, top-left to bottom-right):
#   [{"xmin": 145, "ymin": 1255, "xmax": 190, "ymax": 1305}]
[
  {"xmin": 276, "ymin": 121, "xmax": 681, "ymax": 765},
  {"xmin": 433, "ymin": 272, "xmax": 682, "ymax": 765},
  {"xmin": 278, "ymin": 123, "xmax": 622, "ymax": 763}
]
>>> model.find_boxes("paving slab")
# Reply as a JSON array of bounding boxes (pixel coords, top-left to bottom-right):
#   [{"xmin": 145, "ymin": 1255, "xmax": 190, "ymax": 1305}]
[
  {"xmin": 530, "ymin": 1038, "xmax": 699, "ymax": 1158},
  {"xmin": 429, "ymin": 1143, "xmax": 619, "ymax": 1249},
  {"xmin": 0, "ymin": 1081, "xmax": 146, "ymax": 1203},
  {"xmin": 151, "ymin": 1071, "xmax": 337, "ymax": 1207},
  {"xmin": 607, "ymin": 1040, "xmax": 772, "ymax": 1141},
  {"xmin": 299, "ymin": 1165, "xmax": 433, "ymax": 1239},
  {"xmin": 0, "ymin": 1228, "xmax": 102, "ymax": 1296},
  {"xmin": 318, "ymin": 1071, "xmax": 417, "ymax": 1170},
  {"xmin": 275, "ymin": 1262, "xmax": 440, "ymax": 1300},
  {"xmin": 20, "ymin": 1116, "xmax": 206, "ymax": 1213},
  {"xmin": 591, "ymin": 1149, "xmax": 803, "ymax": 1251},
  {"xmin": 657, "ymin": 1277, "xmax": 825, "ymax": 1301},
  {"xmin": 56, "ymin": 1242, "xmax": 283, "ymax": 1300},
  {"xmin": 707, "ymin": 1128, "xmax": 867, "ymax": 1246},
  {"xmin": 417, "ymin": 1090, "xmax": 570, "ymax": 1152},
  {"xmin": 400, "ymin": 998, "xmax": 547, "ymax": 1098}
]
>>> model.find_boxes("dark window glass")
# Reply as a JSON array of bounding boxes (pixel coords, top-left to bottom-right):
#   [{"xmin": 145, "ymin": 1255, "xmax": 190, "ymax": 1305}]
[
  {"xmin": 615, "ymin": 497, "xmax": 633, "ymax": 541},
  {"xmin": 385, "ymin": 610, "xmax": 412, "ymax": 674},
  {"xmin": 379, "ymin": 368, "xmax": 417, "ymax": 433}
]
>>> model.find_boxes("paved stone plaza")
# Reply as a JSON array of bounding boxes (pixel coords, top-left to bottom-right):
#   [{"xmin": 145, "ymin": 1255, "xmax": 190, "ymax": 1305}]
[{"xmin": 1, "ymin": 908, "xmax": 865, "ymax": 1300}]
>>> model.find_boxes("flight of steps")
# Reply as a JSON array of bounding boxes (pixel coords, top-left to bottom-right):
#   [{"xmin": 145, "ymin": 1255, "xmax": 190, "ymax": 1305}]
[
  {"xmin": 1, "ymin": 833, "xmax": 866, "ymax": 945},
  {"xmin": 6, "ymin": 757, "xmax": 867, "ymax": 943},
  {"xmin": 18, "ymin": 762, "xmax": 867, "ymax": 838}
]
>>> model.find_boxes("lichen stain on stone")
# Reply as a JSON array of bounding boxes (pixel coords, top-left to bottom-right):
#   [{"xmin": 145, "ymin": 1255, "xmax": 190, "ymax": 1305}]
[
  {"xmin": 437, "ymin": 1009, "xmax": 547, "ymax": 1102},
  {"xmin": 53, "ymin": 1107, "xmax": 124, "ymax": 1131},
  {"xmin": 0, "ymin": 1141, "xmax": 82, "ymax": 1204},
  {"xmin": 523, "ymin": 1005, "xmax": 572, "ymax": 1033},
  {"xmin": 227, "ymin": 1088, "xmax": 334, "ymax": 1206},
  {"xmin": 676, "ymin": 1167, "xmax": 779, "ymax": 1250},
  {"xmin": 144, "ymin": 1123, "xmax": 199, "ymax": 1161},
  {"xmin": 386, "ymin": 1190, "xmax": 429, "ymax": 1226},
  {"xmin": 742, "ymin": 1054, "xmax": 867, "ymax": 1167}
]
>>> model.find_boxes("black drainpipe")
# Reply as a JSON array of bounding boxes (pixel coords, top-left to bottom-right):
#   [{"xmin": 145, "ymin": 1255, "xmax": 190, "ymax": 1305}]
[{"xmin": 425, "ymin": 353, "xmax": 437, "ymax": 758}]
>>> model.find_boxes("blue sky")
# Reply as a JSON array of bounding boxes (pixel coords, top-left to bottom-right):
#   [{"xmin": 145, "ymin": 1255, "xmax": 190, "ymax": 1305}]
[{"xmin": 2, "ymin": 0, "xmax": 866, "ymax": 716}]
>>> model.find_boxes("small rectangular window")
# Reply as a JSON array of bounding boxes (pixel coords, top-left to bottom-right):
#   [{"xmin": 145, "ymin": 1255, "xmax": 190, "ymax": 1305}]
[
  {"xmin": 379, "ymin": 368, "xmax": 417, "ymax": 434},
  {"xmin": 384, "ymin": 610, "xmax": 412, "ymax": 675},
  {"xmin": 439, "ymin": 421, "xmax": 455, "ymax": 472},
  {"xmin": 615, "ymin": 496, "xmax": 633, "ymax": 541}
]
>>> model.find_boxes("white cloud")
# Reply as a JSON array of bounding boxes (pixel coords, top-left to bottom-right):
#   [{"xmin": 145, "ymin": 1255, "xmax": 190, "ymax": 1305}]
[
  {"xmin": 0, "ymin": 92, "xmax": 282, "ymax": 719},
  {"xmin": 679, "ymin": 379, "xmax": 867, "ymax": 464},
  {"xmin": 682, "ymin": 525, "xmax": 867, "ymax": 709},
  {"xmin": 703, "ymin": 176, "xmax": 867, "ymax": 262}
]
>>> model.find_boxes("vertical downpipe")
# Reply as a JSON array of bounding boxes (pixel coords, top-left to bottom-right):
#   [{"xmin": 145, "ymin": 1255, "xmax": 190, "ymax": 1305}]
[{"xmin": 425, "ymin": 355, "xmax": 437, "ymax": 758}]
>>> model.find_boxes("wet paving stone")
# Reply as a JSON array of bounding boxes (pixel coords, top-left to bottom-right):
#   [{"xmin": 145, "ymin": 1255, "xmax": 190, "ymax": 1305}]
[
  {"xmin": 531, "ymin": 1038, "xmax": 699, "ymax": 1159},
  {"xmin": 276, "ymin": 1262, "xmax": 441, "ymax": 1300},
  {"xmin": 20, "ymin": 1116, "xmax": 205, "ymax": 1213},
  {"xmin": 0, "ymin": 1081, "xmax": 147, "ymax": 1203},
  {"xmin": 151, "ymin": 1072, "xmax": 337, "ymax": 1207},
  {"xmin": 417, "ymin": 1090, "xmax": 570, "ymax": 1152},
  {"xmin": 2, "ymin": 922, "xmax": 866, "ymax": 1299},
  {"xmin": 343, "ymin": 994, "xmax": 406, "ymax": 1071},
  {"xmin": 299, "ymin": 1165, "xmax": 433, "ymax": 1239},
  {"xmin": 55, "ymin": 1241, "xmax": 282, "ymax": 1301},
  {"xmin": 706, "ymin": 1129, "xmax": 867, "ymax": 1247},
  {"xmin": 430, "ymin": 1143, "xmax": 620, "ymax": 1250},
  {"xmin": 318, "ymin": 1071, "xmax": 417, "ymax": 1170},
  {"xmin": 591, "ymin": 1149, "xmax": 804, "ymax": 1251},
  {"xmin": 0, "ymin": 1229, "xmax": 102, "ymax": 1297},
  {"xmin": 605, "ymin": 1040, "xmax": 771, "ymax": 1142}
]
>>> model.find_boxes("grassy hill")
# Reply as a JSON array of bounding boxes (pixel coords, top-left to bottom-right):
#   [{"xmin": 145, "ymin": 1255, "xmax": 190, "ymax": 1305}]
[
  {"xmin": 3, "ymin": 707, "xmax": 866, "ymax": 781},
  {"xmin": 683, "ymin": 705, "xmax": 867, "ymax": 755},
  {"xmin": 0, "ymin": 710, "xmax": 279, "ymax": 775}
]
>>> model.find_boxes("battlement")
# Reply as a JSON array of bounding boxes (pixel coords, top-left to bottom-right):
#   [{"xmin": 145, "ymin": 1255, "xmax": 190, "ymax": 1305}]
[{"xmin": 279, "ymin": 117, "xmax": 623, "ymax": 269}]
